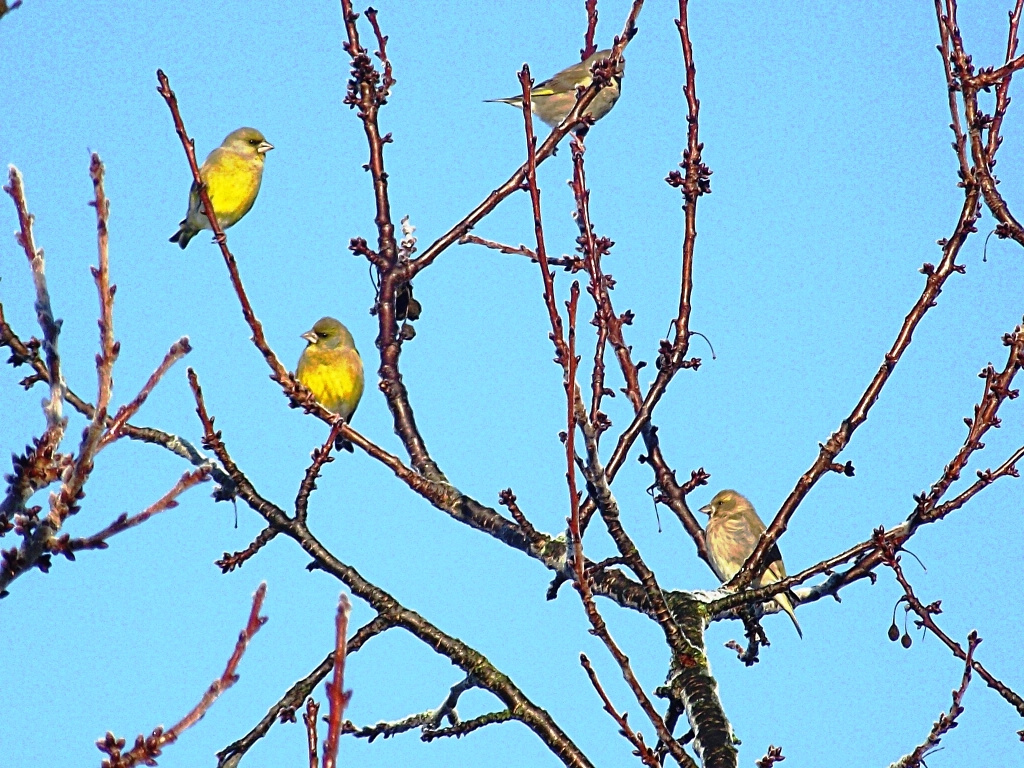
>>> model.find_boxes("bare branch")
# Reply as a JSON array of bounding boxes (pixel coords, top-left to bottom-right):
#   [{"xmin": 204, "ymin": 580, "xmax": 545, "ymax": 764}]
[
  {"xmin": 580, "ymin": 654, "xmax": 663, "ymax": 768},
  {"xmin": 296, "ymin": 421, "xmax": 344, "ymax": 524},
  {"xmin": 879, "ymin": 536, "xmax": 1023, "ymax": 716},
  {"xmin": 887, "ymin": 632, "xmax": 980, "ymax": 768},
  {"xmin": 216, "ymin": 616, "xmax": 391, "ymax": 768},
  {"xmin": 187, "ymin": 371, "xmax": 596, "ymax": 768},
  {"xmin": 323, "ymin": 593, "xmax": 353, "ymax": 768},
  {"xmin": 5, "ymin": 165, "xmax": 65, "ymax": 428},
  {"xmin": 53, "ymin": 468, "xmax": 210, "ymax": 556},
  {"xmin": 346, "ymin": 674, "xmax": 479, "ymax": 742},
  {"xmin": 96, "ymin": 583, "xmax": 268, "ymax": 768},
  {"xmin": 581, "ymin": 0, "xmax": 599, "ymax": 60},
  {"xmin": 101, "ymin": 337, "xmax": 192, "ymax": 447},
  {"xmin": 303, "ymin": 698, "xmax": 320, "ymax": 768}
]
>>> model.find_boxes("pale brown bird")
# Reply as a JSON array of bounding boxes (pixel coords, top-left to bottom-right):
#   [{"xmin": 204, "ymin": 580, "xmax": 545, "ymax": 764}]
[
  {"xmin": 487, "ymin": 49, "xmax": 624, "ymax": 128},
  {"xmin": 699, "ymin": 490, "xmax": 803, "ymax": 638}
]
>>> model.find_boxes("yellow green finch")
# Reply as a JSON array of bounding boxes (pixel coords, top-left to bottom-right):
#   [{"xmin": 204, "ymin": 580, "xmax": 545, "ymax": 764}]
[
  {"xmin": 170, "ymin": 127, "xmax": 273, "ymax": 249},
  {"xmin": 296, "ymin": 317, "xmax": 364, "ymax": 422},
  {"xmin": 699, "ymin": 490, "xmax": 803, "ymax": 638},
  {"xmin": 488, "ymin": 49, "xmax": 624, "ymax": 128}
]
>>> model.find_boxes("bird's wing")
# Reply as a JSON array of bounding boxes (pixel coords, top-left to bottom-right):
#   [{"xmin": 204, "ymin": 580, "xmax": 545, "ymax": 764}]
[
  {"xmin": 764, "ymin": 543, "xmax": 787, "ymax": 579},
  {"xmin": 536, "ymin": 62, "xmax": 591, "ymax": 95}
]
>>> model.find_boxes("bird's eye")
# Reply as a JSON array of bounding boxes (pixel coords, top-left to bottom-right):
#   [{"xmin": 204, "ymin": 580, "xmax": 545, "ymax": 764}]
[{"xmin": 317, "ymin": 331, "xmax": 328, "ymax": 338}]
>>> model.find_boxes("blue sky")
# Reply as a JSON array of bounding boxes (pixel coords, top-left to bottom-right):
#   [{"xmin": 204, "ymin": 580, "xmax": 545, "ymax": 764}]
[{"xmin": 2, "ymin": 1, "xmax": 1022, "ymax": 766}]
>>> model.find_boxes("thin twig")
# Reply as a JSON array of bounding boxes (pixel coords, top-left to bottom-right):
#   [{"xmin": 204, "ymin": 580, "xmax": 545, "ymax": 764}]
[
  {"xmin": 580, "ymin": 654, "xmax": 661, "ymax": 768},
  {"xmin": 187, "ymin": 372, "xmax": 596, "ymax": 768},
  {"xmin": 5, "ymin": 165, "xmax": 64, "ymax": 428},
  {"xmin": 303, "ymin": 698, "xmax": 320, "ymax": 768},
  {"xmin": 879, "ymin": 536, "xmax": 1024, "ymax": 716},
  {"xmin": 345, "ymin": 675, "xmax": 479, "ymax": 742},
  {"xmin": 296, "ymin": 422, "xmax": 344, "ymax": 523},
  {"xmin": 97, "ymin": 584, "xmax": 269, "ymax": 768},
  {"xmin": 581, "ymin": 0, "xmax": 599, "ymax": 60},
  {"xmin": 54, "ymin": 468, "xmax": 210, "ymax": 556},
  {"xmin": 216, "ymin": 616, "xmax": 391, "ymax": 768},
  {"xmin": 101, "ymin": 337, "xmax": 192, "ymax": 447},
  {"xmin": 458, "ymin": 233, "xmax": 584, "ymax": 271},
  {"xmin": 887, "ymin": 631, "xmax": 980, "ymax": 768},
  {"xmin": 733, "ymin": 68, "xmax": 984, "ymax": 593},
  {"xmin": 323, "ymin": 593, "xmax": 353, "ymax": 768},
  {"xmin": 156, "ymin": 71, "xmax": 294, "ymax": 388}
]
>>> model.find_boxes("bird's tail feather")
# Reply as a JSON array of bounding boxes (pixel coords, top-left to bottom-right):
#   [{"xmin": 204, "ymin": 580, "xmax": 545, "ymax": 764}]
[
  {"xmin": 169, "ymin": 225, "xmax": 194, "ymax": 249},
  {"xmin": 776, "ymin": 592, "xmax": 803, "ymax": 639}
]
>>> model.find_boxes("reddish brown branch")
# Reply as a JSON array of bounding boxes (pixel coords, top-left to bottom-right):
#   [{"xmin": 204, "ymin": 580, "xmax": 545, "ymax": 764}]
[
  {"xmin": 518, "ymin": 87, "xmax": 679, "ymax": 750},
  {"xmin": 735, "ymin": 149, "xmax": 982, "ymax": 592},
  {"xmin": 339, "ymin": 1, "xmax": 398, "ymax": 268},
  {"xmin": 364, "ymin": 7, "xmax": 395, "ymax": 100},
  {"xmin": 406, "ymin": 0, "xmax": 643, "ymax": 280},
  {"xmin": 337, "ymin": 3, "xmax": 446, "ymax": 482},
  {"xmin": 323, "ymin": 593, "xmax": 353, "ymax": 768},
  {"xmin": 985, "ymin": 0, "xmax": 1023, "ymax": 162},
  {"xmin": 969, "ymin": 52, "xmax": 1024, "ymax": 88},
  {"xmin": 518, "ymin": 64, "xmax": 573, "ymax": 381},
  {"xmin": 102, "ymin": 337, "xmax": 192, "ymax": 446},
  {"xmin": 156, "ymin": 70, "xmax": 294, "ymax": 387},
  {"xmin": 54, "ymin": 468, "xmax": 210, "ymax": 556},
  {"xmin": 97, "ymin": 584, "xmax": 268, "ymax": 768},
  {"xmin": 304, "ymin": 698, "xmax": 321, "ymax": 768},
  {"xmin": 498, "ymin": 488, "xmax": 545, "ymax": 550},
  {"xmin": 940, "ymin": 0, "xmax": 1024, "ymax": 247},
  {"xmin": 566, "ymin": 283, "xmax": 583, "ymax": 549},
  {"xmin": 878, "ymin": 536, "xmax": 1024, "ymax": 716},
  {"xmin": 576, "ymin": 0, "xmax": 710, "ymax": 566},
  {"xmin": 915, "ymin": 327, "xmax": 1024, "ymax": 522},
  {"xmin": 216, "ymin": 525, "xmax": 280, "ymax": 573},
  {"xmin": 581, "ymin": 0, "xmax": 600, "ymax": 60},
  {"xmin": 296, "ymin": 422, "xmax": 344, "ymax": 523},
  {"xmin": 888, "ymin": 631, "xmax": 979, "ymax": 768},
  {"xmin": 569, "ymin": 130, "xmax": 709, "ymax": 563},
  {"xmin": 216, "ymin": 616, "xmax": 391, "ymax": 767},
  {"xmin": 579, "ymin": 654, "xmax": 662, "ymax": 768}
]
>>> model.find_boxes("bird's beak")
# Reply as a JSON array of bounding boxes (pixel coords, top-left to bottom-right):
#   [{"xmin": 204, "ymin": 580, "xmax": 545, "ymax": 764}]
[
  {"xmin": 301, "ymin": 331, "xmax": 317, "ymax": 344},
  {"xmin": 698, "ymin": 504, "xmax": 712, "ymax": 516},
  {"xmin": 257, "ymin": 141, "xmax": 274, "ymax": 154}
]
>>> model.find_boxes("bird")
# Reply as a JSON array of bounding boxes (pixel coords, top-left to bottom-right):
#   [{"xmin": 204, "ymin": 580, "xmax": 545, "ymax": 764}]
[
  {"xmin": 296, "ymin": 317, "xmax": 364, "ymax": 423},
  {"xmin": 699, "ymin": 490, "xmax": 803, "ymax": 638},
  {"xmin": 487, "ymin": 49, "xmax": 624, "ymax": 128},
  {"xmin": 169, "ymin": 127, "xmax": 273, "ymax": 249}
]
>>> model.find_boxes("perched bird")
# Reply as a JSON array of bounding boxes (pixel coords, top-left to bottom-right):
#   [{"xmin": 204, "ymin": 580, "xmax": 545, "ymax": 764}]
[
  {"xmin": 170, "ymin": 127, "xmax": 273, "ymax": 249},
  {"xmin": 296, "ymin": 317, "xmax": 364, "ymax": 422},
  {"xmin": 699, "ymin": 490, "xmax": 803, "ymax": 638},
  {"xmin": 487, "ymin": 49, "xmax": 624, "ymax": 128}
]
